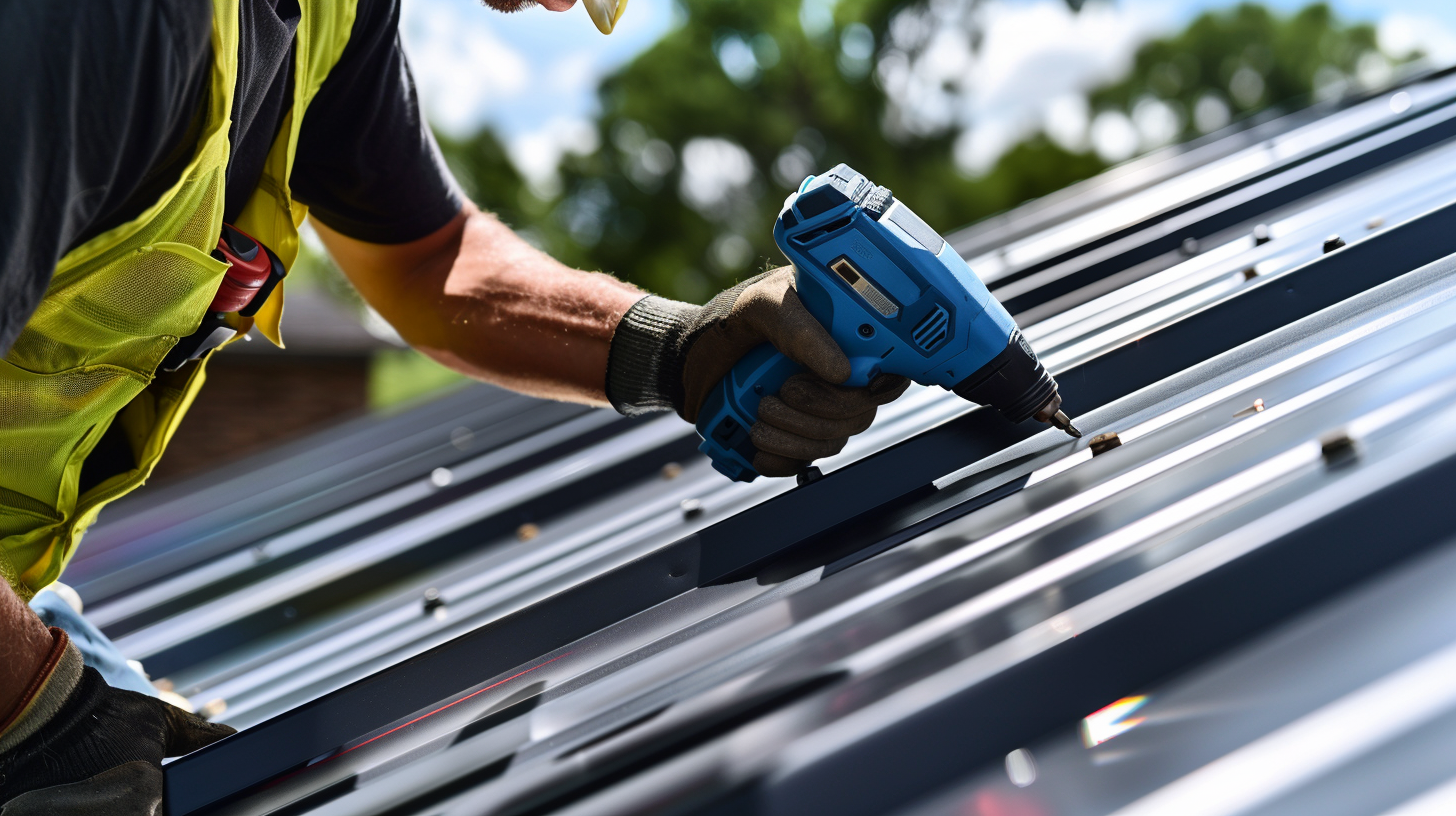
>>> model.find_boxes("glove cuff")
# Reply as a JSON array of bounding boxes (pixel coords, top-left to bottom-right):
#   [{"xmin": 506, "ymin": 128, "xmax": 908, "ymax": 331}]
[
  {"xmin": 605, "ymin": 295, "xmax": 700, "ymax": 416},
  {"xmin": 0, "ymin": 629, "xmax": 82, "ymax": 753}
]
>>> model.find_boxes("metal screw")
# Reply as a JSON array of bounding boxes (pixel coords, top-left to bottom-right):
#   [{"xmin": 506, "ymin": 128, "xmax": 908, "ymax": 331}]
[
  {"xmin": 858, "ymin": 324, "xmax": 875, "ymax": 338},
  {"xmin": 1322, "ymin": 235, "xmax": 1346, "ymax": 254},
  {"xmin": 430, "ymin": 467, "xmax": 454, "ymax": 488},
  {"xmin": 1366, "ymin": 216, "xmax": 1385, "ymax": 231},
  {"xmin": 1181, "ymin": 237, "xmax": 1200, "ymax": 256},
  {"xmin": 516, "ymin": 523, "xmax": 541, "ymax": 541},
  {"xmin": 1088, "ymin": 432, "xmax": 1122, "ymax": 456},
  {"xmin": 797, "ymin": 466, "xmax": 824, "ymax": 487},
  {"xmin": 1320, "ymin": 430, "xmax": 1358, "ymax": 466},
  {"xmin": 422, "ymin": 587, "xmax": 446, "ymax": 615},
  {"xmin": 1242, "ymin": 267, "xmax": 1259, "ymax": 281},
  {"xmin": 1252, "ymin": 224, "xmax": 1271, "ymax": 245},
  {"xmin": 661, "ymin": 462, "xmax": 683, "ymax": 480},
  {"xmin": 1233, "ymin": 398, "xmax": 1266, "ymax": 418},
  {"xmin": 680, "ymin": 498, "xmax": 704, "ymax": 519}
]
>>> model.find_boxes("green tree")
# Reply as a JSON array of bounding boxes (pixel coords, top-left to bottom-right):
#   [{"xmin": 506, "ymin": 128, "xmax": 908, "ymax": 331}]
[
  {"xmin": 1092, "ymin": 3, "xmax": 1392, "ymax": 142},
  {"xmin": 439, "ymin": 1, "xmax": 1400, "ymax": 305}
]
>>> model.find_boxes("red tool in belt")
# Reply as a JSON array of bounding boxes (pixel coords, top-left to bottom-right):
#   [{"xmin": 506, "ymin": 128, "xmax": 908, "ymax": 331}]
[{"xmin": 160, "ymin": 224, "xmax": 288, "ymax": 371}]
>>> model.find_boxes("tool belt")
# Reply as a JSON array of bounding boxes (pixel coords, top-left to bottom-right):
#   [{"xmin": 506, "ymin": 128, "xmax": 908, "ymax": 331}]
[{"xmin": 159, "ymin": 224, "xmax": 288, "ymax": 371}]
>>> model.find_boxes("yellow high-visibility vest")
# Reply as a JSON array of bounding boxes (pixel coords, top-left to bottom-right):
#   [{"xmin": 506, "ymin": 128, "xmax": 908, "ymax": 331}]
[{"xmin": 0, "ymin": 0, "xmax": 357, "ymax": 599}]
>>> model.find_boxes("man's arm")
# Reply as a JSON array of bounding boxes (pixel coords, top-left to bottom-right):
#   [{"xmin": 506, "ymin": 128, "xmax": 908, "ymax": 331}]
[{"xmin": 314, "ymin": 202, "xmax": 645, "ymax": 405}]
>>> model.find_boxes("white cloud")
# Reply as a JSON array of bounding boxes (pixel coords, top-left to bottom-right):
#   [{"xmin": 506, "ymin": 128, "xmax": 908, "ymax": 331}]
[
  {"xmin": 885, "ymin": 0, "xmax": 1176, "ymax": 175},
  {"xmin": 953, "ymin": 117, "xmax": 1020, "ymax": 177},
  {"xmin": 400, "ymin": 0, "xmax": 676, "ymax": 181},
  {"xmin": 1090, "ymin": 110, "xmax": 1138, "ymax": 163},
  {"xmin": 510, "ymin": 117, "xmax": 601, "ymax": 197},
  {"xmin": 678, "ymin": 138, "xmax": 756, "ymax": 217},
  {"xmin": 1379, "ymin": 13, "xmax": 1456, "ymax": 65},
  {"xmin": 401, "ymin": 2, "xmax": 530, "ymax": 138},
  {"xmin": 1044, "ymin": 93, "xmax": 1091, "ymax": 153}
]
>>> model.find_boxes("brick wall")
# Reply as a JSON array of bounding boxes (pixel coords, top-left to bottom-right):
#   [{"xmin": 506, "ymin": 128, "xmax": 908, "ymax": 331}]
[{"xmin": 150, "ymin": 355, "xmax": 370, "ymax": 483}]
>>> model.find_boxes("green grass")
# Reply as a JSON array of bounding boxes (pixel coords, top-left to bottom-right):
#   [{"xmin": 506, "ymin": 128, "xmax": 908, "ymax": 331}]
[{"xmin": 369, "ymin": 348, "xmax": 469, "ymax": 409}]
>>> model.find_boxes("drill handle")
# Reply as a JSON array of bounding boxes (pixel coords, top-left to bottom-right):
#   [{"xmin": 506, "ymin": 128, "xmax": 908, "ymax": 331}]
[{"xmin": 694, "ymin": 345, "xmax": 803, "ymax": 482}]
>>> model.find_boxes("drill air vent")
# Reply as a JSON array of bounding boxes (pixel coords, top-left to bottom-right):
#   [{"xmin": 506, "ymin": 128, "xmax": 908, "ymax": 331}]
[{"xmin": 912, "ymin": 305, "xmax": 950, "ymax": 352}]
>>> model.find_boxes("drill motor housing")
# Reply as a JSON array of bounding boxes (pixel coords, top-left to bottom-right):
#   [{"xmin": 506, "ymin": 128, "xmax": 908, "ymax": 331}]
[{"xmin": 695, "ymin": 164, "xmax": 1061, "ymax": 482}]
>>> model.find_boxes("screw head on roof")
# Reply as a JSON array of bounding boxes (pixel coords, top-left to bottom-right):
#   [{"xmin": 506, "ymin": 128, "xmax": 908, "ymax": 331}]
[
  {"xmin": 1252, "ymin": 224, "xmax": 1271, "ymax": 245},
  {"xmin": 1242, "ymin": 267, "xmax": 1259, "ymax": 281},
  {"xmin": 1320, "ymin": 430, "xmax": 1358, "ymax": 467},
  {"xmin": 680, "ymin": 498, "xmax": 704, "ymax": 519},
  {"xmin": 1366, "ymin": 216, "xmax": 1385, "ymax": 231},
  {"xmin": 1323, "ymin": 235, "xmax": 1346, "ymax": 254},
  {"xmin": 1088, "ymin": 432, "xmax": 1122, "ymax": 456},
  {"xmin": 430, "ymin": 467, "xmax": 453, "ymax": 488},
  {"xmin": 422, "ymin": 587, "xmax": 445, "ymax": 615},
  {"xmin": 661, "ymin": 462, "xmax": 683, "ymax": 480},
  {"xmin": 516, "ymin": 523, "xmax": 540, "ymax": 541},
  {"xmin": 1181, "ymin": 237, "xmax": 1200, "ymax": 256},
  {"xmin": 1233, "ymin": 398, "xmax": 1266, "ymax": 418}
]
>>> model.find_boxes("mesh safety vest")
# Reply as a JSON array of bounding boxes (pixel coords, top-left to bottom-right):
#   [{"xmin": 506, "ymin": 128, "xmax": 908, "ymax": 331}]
[{"xmin": 0, "ymin": 0, "xmax": 356, "ymax": 599}]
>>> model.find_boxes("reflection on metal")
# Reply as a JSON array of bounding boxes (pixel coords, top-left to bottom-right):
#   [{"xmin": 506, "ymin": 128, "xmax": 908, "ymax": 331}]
[
  {"xmin": 1108, "ymin": 644, "xmax": 1456, "ymax": 816},
  {"xmin": 1004, "ymin": 748, "xmax": 1038, "ymax": 787},
  {"xmin": 1081, "ymin": 696, "xmax": 1150, "ymax": 748}
]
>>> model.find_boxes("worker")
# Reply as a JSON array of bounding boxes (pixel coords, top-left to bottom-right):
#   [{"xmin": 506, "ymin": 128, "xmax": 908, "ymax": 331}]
[{"xmin": 0, "ymin": 0, "xmax": 909, "ymax": 811}]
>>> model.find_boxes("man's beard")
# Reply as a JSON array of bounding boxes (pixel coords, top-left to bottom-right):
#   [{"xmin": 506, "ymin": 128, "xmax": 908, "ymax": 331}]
[{"xmin": 480, "ymin": 0, "xmax": 537, "ymax": 10}]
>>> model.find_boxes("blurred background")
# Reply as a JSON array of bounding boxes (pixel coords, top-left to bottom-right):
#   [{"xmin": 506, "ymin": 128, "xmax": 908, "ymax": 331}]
[{"xmin": 166, "ymin": 0, "xmax": 1456, "ymax": 480}]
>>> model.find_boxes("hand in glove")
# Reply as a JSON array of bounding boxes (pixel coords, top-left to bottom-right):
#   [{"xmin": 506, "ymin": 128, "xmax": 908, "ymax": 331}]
[
  {"xmin": 605, "ymin": 267, "xmax": 909, "ymax": 476},
  {"xmin": 0, "ymin": 632, "xmax": 235, "ymax": 815}
]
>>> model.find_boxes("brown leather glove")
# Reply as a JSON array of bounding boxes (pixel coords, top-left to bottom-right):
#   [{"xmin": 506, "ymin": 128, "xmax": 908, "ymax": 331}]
[
  {"xmin": 606, "ymin": 267, "xmax": 910, "ymax": 476},
  {"xmin": 0, "ymin": 635, "xmax": 235, "ymax": 815}
]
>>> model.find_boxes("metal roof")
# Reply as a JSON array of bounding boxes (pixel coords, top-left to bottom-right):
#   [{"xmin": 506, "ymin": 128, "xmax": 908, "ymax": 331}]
[{"xmin": 73, "ymin": 67, "xmax": 1456, "ymax": 816}]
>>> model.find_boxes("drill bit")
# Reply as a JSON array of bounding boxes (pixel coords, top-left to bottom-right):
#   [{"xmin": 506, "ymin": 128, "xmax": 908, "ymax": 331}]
[
  {"xmin": 1048, "ymin": 410, "xmax": 1082, "ymax": 439},
  {"xmin": 1033, "ymin": 395, "xmax": 1082, "ymax": 439}
]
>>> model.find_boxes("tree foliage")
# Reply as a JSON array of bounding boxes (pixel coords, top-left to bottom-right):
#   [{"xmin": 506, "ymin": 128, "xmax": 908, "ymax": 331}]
[
  {"xmin": 1092, "ymin": 3, "xmax": 1390, "ymax": 142},
  {"xmin": 439, "ymin": 1, "xmax": 1398, "ymax": 304}
]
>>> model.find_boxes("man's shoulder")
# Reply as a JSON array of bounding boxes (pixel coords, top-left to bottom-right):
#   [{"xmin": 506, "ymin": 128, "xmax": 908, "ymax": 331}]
[{"xmin": 0, "ymin": 0, "xmax": 211, "ymax": 69}]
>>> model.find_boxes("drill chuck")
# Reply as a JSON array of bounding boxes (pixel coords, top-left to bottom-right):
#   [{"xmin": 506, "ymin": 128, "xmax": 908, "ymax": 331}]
[{"xmin": 951, "ymin": 329, "xmax": 1082, "ymax": 438}]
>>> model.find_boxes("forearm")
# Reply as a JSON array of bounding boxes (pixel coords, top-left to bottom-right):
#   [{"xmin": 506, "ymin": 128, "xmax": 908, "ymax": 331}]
[
  {"xmin": 0, "ymin": 582, "xmax": 57, "ymax": 726},
  {"xmin": 320, "ymin": 202, "xmax": 646, "ymax": 405}
]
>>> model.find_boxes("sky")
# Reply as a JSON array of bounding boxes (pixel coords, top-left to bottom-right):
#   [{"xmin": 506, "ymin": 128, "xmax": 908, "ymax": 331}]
[{"xmin": 399, "ymin": 0, "xmax": 1456, "ymax": 185}]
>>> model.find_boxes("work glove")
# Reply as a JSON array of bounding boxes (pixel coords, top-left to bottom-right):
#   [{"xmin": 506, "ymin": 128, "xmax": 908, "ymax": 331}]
[
  {"xmin": 0, "ymin": 634, "xmax": 234, "ymax": 815},
  {"xmin": 606, "ymin": 267, "xmax": 910, "ymax": 477}
]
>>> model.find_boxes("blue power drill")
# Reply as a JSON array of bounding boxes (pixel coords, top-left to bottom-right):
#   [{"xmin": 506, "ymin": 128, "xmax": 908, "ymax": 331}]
[{"xmin": 694, "ymin": 164, "xmax": 1081, "ymax": 482}]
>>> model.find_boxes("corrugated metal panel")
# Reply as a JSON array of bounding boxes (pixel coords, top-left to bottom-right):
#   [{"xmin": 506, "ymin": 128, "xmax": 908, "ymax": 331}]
[{"xmin": 79, "ymin": 69, "xmax": 1456, "ymax": 816}]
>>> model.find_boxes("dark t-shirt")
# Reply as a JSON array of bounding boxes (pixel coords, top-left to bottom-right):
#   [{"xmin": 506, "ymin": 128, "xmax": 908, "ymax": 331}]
[{"xmin": 0, "ymin": 0, "xmax": 462, "ymax": 355}]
